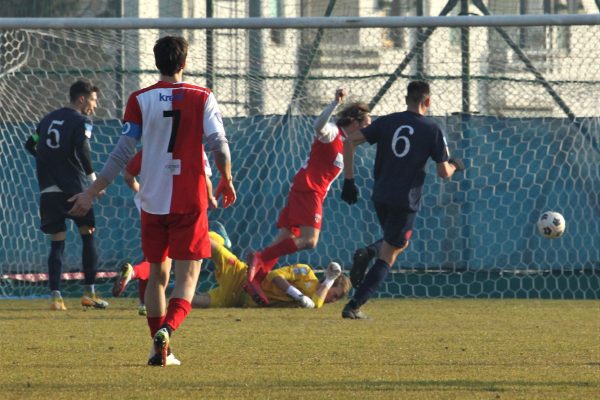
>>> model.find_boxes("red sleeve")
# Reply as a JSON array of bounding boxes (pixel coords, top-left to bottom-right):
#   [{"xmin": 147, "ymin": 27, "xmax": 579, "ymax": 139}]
[
  {"xmin": 123, "ymin": 93, "xmax": 142, "ymax": 124},
  {"xmin": 125, "ymin": 150, "xmax": 142, "ymax": 176}
]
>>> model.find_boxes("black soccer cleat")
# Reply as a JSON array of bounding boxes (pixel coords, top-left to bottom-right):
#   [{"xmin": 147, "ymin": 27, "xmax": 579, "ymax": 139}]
[
  {"xmin": 153, "ymin": 328, "xmax": 170, "ymax": 367},
  {"xmin": 147, "ymin": 350, "xmax": 181, "ymax": 366},
  {"xmin": 341, "ymin": 303, "xmax": 368, "ymax": 320},
  {"xmin": 350, "ymin": 248, "xmax": 371, "ymax": 289}
]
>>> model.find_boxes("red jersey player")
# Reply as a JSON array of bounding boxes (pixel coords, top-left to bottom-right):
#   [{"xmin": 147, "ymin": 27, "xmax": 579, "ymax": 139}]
[
  {"xmin": 244, "ymin": 88, "xmax": 370, "ymax": 305},
  {"xmin": 69, "ymin": 36, "xmax": 236, "ymax": 366}
]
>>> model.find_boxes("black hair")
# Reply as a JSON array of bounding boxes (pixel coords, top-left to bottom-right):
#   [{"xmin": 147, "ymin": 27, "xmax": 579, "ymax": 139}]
[
  {"xmin": 154, "ymin": 36, "xmax": 188, "ymax": 76},
  {"xmin": 405, "ymin": 80, "xmax": 430, "ymax": 105},
  {"xmin": 69, "ymin": 79, "xmax": 99, "ymax": 102}
]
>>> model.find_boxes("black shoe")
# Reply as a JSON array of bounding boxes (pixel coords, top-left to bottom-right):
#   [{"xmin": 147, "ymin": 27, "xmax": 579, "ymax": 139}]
[
  {"xmin": 341, "ymin": 303, "xmax": 368, "ymax": 320},
  {"xmin": 147, "ymin": 353, "xmax": 163, "ymax": 366},
  {"xmin": 350, "ymin": 248, "xmax": 371, "ymax": 289},
  {"xmin": 147, "ymin": 349, "xmax": 181, "ymax": 366}
]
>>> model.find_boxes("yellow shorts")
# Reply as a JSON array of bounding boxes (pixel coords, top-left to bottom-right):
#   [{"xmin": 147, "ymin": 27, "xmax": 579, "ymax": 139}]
[{"xmin": 207, "ymin": 233, "xmax": 248, "ymax": 308}]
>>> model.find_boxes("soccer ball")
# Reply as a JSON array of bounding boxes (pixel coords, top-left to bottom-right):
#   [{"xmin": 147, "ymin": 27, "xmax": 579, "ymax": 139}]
[{"xmin": 536, "ymin": 211, "xmax": 566, "ymax": 239}]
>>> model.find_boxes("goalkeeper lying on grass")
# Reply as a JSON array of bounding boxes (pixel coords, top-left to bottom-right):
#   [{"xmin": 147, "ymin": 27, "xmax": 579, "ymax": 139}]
[
  {"xmin": 193, "ymin": 231, "xmax": 351, "ymax": 309},
  {"xmin": 114, "ymin": 230, "xmax": 351, "ymax": 309}
]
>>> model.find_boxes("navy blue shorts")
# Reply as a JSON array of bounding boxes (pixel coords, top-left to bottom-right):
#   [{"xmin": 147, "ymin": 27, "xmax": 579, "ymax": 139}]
[
  {"xmin": 373, "ymin": 201, "xmax": 416, "ymax": 249},
  {"xmin": 39, "ymin": 192, "xmax": 95, "ymax": 234}
]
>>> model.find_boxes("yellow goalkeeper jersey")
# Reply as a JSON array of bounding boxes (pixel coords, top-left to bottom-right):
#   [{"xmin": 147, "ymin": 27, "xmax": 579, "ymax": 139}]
[
  {"xmin": 260, "ymin": 264, "xmax": 324, "ymax": 308},
  {"xmin": 207, "ymin": 232, "xmax": 324, "ymax": 308}
]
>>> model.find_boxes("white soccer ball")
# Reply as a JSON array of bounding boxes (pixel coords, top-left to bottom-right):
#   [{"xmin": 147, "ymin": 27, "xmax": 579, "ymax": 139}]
[{"xmin": 537, "ymin": 211, "xmax": 566, "ymax": 239}]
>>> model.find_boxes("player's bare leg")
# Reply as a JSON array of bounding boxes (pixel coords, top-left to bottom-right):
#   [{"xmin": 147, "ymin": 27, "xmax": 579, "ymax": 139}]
[
  {"xmin": 146, "ymin": 261, "xmax": 171, "ymax": 317},
  {"xmin": 294, "ymin": 226, "xmax": 320, "ymax": 251},
  {"xmin": 169, "ymin": 260, "xmax": 201, "ymax": 303},
  {"xmin": 191, "ymin": 293, "xmax": 211, "ymax": 308}
]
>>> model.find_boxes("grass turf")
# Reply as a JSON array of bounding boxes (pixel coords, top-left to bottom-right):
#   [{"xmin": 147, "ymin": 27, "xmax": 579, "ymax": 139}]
[{"xmin": 1, "ymin": 298, "xmax": 598, "ymax": 399}]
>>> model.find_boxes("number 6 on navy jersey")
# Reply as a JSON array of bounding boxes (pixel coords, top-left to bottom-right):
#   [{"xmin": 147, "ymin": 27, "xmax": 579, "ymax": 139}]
[{"xmin": 392, "ymin": 125, "xmax": 414, "ymax": 158}]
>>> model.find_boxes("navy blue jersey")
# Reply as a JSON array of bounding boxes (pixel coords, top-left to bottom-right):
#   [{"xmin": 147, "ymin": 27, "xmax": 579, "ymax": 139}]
[
  {"xmin": 35, "ymin": 107, "xmax": 94, "ymax": 194},
  {"xmin": 361, "ymin": 111, "xmax": 449, "ymax": 211}
]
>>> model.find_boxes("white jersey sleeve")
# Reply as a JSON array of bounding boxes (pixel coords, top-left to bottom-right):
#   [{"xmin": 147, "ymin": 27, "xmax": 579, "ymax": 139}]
[
  {"xmin": 203, "ymin": 92, "xmax": 225, "ymax": 136},
  {"xmin": 317, "ymin": 122, "xmax": 339, "ymax": 144}
]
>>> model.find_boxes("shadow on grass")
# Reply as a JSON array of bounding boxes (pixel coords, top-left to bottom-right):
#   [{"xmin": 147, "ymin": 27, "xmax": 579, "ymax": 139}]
[{"xmin": 3, "ymin": 378, "xmax": 597, "ymax": 393}]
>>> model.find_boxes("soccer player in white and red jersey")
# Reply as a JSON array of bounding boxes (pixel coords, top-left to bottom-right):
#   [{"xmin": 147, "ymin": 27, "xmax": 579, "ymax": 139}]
[
  {"xmin": 68, "ymin": 36, "xmax": 236, "ymax": 366},
  {"xmin": 112, "ymin": 148, "xmax": 218, "ymax": 317},
  {"xmin": 244, "ymin": 88, "xmax": 371, "ymax": 306}
]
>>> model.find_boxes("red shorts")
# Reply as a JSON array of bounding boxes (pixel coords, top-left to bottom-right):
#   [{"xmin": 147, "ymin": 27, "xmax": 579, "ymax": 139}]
[
  {"xmin": 277, "ymin": 189, "xmax": 324, "ymax": 231},
  {"xmin": 141, "ymin": 210, "xmax": 210, "ymax": 263}
]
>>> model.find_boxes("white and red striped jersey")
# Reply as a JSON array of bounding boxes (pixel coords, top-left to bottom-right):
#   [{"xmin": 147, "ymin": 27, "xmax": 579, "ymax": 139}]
[
  {"xmin": 290, "ymin": 122, "xmax": 346, "ymax": 196},
  {"xmin": 125, "ymin": 149, "xmax": 212, "ymax": 178},
  {"xmin": 123, "ymin": 81, "xmax": 224, "ymax": 214}
]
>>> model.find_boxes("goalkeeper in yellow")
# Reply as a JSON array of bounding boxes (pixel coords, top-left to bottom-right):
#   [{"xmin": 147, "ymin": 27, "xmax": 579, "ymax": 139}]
[{"xmin": 192, "ymin": 232, "xmax": 351, "ymax": 309}]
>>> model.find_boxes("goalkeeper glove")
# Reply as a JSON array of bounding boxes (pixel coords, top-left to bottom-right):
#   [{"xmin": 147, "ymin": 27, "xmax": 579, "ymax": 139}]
[
  {"xmin": 299, "ymin": 295, "xmax": 315, "ymax": 309},
  {"xmin": 449, "ymin": 158, "xmax": 466, "ymax": 172},
  {"xmin": 286, "ymin": 285, "xmax": 315, "ymax": 308},
  {"xmin": 341, "ymin": 178, "xmax": 359, "ymax": 205},
  {"xmin": 325, "ymin": 262, "xmax": 342, "ymax": 280}
]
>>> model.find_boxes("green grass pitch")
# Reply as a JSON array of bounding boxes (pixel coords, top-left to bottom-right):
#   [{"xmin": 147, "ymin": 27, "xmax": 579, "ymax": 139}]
[{"xmin": 2, "ymin": 298, "xmax": 598, "ymax": 399}]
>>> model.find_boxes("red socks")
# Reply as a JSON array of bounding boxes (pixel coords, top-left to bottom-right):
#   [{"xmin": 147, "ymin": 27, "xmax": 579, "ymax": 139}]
[
  {"xmin": 146, "ymin": 298, "xmax": 192, "ymax": 338},
  {"xmin": 163, "ymin": 298, "xmax": 192, "ymax": 332},
  {"xmin": 133, "ymin": 260, "xmax": 150, "ymax": 304},
  {"xmin": 133, "ymin": 260, "xmax": 151, "ymax": 280},
  {"xmin": 147, "ymin": 316, "xmax": 165, "ymax": 338},
  {"xmin": 261, "ymin": 238, "xmax": 298, "ymax": 265},
  {"xmin": 255, "ymin": 257, "xmax": 279, "ymax": 282}
]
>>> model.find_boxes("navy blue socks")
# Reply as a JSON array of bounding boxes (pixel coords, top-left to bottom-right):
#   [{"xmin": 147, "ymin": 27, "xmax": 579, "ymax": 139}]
[
  {"xmin": 348, "ymin": 258, "xmax": 390, "ymax": 309},
  {"xmin": 81, "ymin": 234, "xmax": 98, "ymax": 285},
  {"xmin": 48, "ymin": 240, "xmax": 65, "ymax": 291}
]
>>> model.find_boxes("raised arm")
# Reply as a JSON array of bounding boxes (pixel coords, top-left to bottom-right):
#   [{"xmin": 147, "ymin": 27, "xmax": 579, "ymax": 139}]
[
  {"xmin": 312, "ymin": 262, "xmax": 342, "ymax": 308},
  {"xmin": 313, "ymin": 88, "xmax": 345, "ymax": 139}
]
